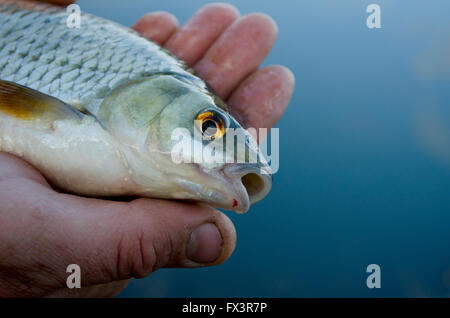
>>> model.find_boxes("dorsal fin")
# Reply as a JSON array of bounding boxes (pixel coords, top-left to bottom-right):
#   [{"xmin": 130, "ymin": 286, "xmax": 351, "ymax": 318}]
[{"xmin": 0, "ymin": 80, "xmax": 84, "ymax": 122}]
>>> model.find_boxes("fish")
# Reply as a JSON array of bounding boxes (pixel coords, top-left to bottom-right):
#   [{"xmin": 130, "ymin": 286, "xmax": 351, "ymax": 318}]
[{"xmin": 0, "ymin": 0, "xmax": 272, "ymax": 213}]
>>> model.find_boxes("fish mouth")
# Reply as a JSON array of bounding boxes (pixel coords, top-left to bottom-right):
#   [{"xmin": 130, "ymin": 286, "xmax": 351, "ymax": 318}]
[
  {"xmin": 175, "ymin": 163, "xmax": 272, "ymax": 213},
  {"xmin": 222, "ymin": 163, "xmax": 272, "ymax": 213}
]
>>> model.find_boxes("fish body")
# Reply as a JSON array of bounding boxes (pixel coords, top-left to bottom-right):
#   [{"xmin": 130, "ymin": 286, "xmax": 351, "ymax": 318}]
[{"xmin": 0, "ymin": 0, "xmax": 272, "ymax": 213}]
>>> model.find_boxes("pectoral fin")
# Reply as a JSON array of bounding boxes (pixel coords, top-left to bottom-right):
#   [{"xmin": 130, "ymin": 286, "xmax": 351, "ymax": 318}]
[{"xmin": 0, "ymin": 79, "xmax": 83, "ymax": 123}]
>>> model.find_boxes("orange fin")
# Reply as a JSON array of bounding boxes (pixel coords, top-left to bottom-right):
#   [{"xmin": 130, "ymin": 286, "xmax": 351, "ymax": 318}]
[{"xmin": 0, "ymin": 80, "xmax": 83, "ymax": 122}]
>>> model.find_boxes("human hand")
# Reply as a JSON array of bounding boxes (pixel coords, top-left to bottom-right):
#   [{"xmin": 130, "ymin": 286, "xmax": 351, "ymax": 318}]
[{"xmin": 0, "ymin": 2, "xmax": 294, "ymax": 297}]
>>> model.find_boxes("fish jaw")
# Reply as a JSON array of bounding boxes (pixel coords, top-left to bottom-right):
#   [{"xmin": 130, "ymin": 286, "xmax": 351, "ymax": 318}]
[
  {"xmin": 174, "ymin": 167, "xmax": 252, "ymax": 213},
  {"xmin": 120, "ymin": 148, "xmax": 271, "ymax": 213},
  {"xmin": 169, "ymin": 162, "xmax": 273, "ymax": 214}
]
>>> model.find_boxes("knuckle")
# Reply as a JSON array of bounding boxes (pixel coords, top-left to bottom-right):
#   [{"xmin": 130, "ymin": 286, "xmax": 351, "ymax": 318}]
[{"xmin": 115, "ymin": 219, "xmax": 177, "ymax": 279}]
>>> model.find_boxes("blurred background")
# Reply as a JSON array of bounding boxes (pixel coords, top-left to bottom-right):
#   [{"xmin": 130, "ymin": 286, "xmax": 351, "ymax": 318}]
[{"xmin": 77, "ymin": 0, "xmax": 450, "ymax": 297}]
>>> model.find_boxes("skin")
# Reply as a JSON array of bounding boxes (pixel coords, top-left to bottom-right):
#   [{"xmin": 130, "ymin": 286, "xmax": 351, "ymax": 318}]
[{"xmin": 0, "ymin": 1, "xmax": 295, "ymax": 297}]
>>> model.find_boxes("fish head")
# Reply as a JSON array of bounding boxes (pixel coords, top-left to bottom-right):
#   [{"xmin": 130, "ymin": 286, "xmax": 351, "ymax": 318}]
[{"xmin": 97, "ymin": 74, "xmax": 272, "ymax": 213}]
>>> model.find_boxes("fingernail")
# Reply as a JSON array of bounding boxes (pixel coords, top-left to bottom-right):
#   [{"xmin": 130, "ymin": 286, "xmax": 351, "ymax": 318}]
[{"xmin": 187, "ymin": 223, "xmax": 223, "ymax": 264}]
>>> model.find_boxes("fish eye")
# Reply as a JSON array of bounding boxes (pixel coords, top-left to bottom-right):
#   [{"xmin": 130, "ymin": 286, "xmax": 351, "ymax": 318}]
[{"xmin": 195, "ymin": 110, "xmax": 226, "ymax": 140}]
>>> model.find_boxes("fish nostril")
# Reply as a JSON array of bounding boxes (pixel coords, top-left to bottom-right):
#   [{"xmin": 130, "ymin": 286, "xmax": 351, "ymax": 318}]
[{"xmin": 241, "ymin": 173, "xmax": 265, "ymax": 203}]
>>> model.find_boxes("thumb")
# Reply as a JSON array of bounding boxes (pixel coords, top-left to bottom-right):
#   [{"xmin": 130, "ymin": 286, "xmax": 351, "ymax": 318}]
[{"xmin": 49, "ymin": 193, "xmax": 237, "ymax": 286}]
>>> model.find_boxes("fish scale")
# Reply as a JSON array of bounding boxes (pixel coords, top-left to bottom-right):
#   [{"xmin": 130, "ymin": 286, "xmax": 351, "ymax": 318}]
[{"xmin": 0, "ymin": 0, "xmax": 203, "ymax": 114}]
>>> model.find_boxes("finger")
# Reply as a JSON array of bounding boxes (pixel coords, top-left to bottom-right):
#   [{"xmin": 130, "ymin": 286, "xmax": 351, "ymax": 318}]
[
  {"xmin": 132, "ymin": 12, "xmax": 179, "ymax": 46},
  {"xmin": 38, "ymin": 0, "xmax": 75, "ymax": 4},
  {"xmin": 164, "ymin": 3, "xmax": 240, "ymax": 66},
  {"xmin": 227, "ymin": 65, "xmax": 295, "ymax": 132},
  {"xmin": 194, "ymin": 13, "xmax": 278, "ymax": 99},
  {"xmin": 46, "ymin": 194, "xmax": 236, "ymax": 286}
]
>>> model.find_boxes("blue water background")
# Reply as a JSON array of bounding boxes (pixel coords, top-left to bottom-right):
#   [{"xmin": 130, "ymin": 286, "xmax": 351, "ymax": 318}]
[{"xmin": 77, "ymin": 0, "xmax": 450, "ymax": 297}]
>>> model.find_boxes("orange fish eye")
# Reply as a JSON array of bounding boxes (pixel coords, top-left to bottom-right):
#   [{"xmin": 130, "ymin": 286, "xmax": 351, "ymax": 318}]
[{"xmin": 196, "ymin": 110, "xmax": 226, "ymax": 140}]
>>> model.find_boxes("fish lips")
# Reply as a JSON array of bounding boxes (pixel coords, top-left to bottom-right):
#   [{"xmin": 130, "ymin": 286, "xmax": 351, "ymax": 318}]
[
  {"xmin": 176, "ymin": 163, "xmax": 272, "ymax": 213},
  {"xmin": 223, "ymin": 163, "xmax": 273, "ymax": 213}
]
